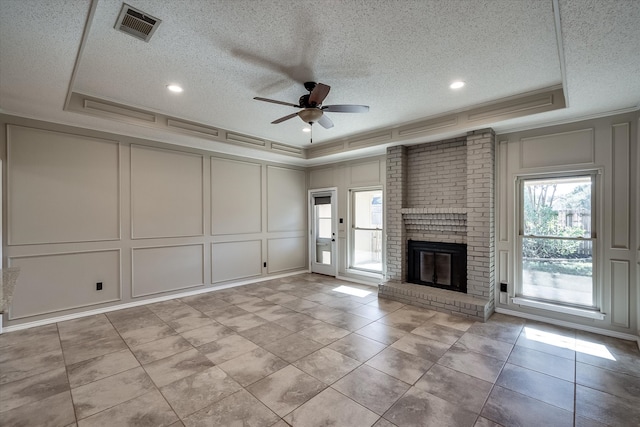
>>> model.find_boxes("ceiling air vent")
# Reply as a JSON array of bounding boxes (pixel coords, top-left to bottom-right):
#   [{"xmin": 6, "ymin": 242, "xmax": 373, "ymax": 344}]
[{"xmin": 115, "ymin": 4, "xmax": 161, "ymax": 42}]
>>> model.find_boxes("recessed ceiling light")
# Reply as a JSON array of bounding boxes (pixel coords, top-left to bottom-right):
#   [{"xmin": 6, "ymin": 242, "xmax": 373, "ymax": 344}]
[
  {"xmin": 302, "ymin": 127, "xmax": 311, "ymax": 133},
  {"xmin": 167, "ymin": 84, "xmax": 183, "ymax": 93},
  {"xmin": 450, "ymin": 81, "xmax": 465, "ymax": 89}
]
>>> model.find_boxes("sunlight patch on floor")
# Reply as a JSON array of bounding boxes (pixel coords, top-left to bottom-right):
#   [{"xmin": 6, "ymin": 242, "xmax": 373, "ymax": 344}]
[
  {"xmin": 332, "ymin": 285, "xmax": 372, "ymax": 298},
  {"xmin": 524, "ymin": 326, "xmax": 616, "ymax": 361}
]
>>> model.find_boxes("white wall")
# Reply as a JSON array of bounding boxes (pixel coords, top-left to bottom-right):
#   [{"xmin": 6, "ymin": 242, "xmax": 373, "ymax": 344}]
[
  {"xmin": 309, "ymin": 157, "xmax": 385, "ymax": 282},
  {"xmin": 496, "ymin": 111, "xmax": 639, "ymax": 337},
  {"xmin": 1, "ymin": 115, "xmax": 307, "ymax": 326}
]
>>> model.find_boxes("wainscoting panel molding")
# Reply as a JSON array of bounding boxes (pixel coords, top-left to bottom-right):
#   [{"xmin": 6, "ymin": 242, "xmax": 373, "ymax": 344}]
[
  {"xmin": 211, "ymin": 157, "xmax": 262, "ymax": 235},
  {"xmin": 611, "ymin": 122, "xmax": 630, "ymax": 249},
  {"xmin": 267, "ymin": 237, "xmax": 306, "ymax": 274},
  {"xmin": 130, "ymin": 144, "xmax": 204, "ymax": 239},
  {"xmin": 211, "ymin": 240, "xmax": 262, "ymax": 283},
  {"xmin": 7, "ymin": 125, "xmax": 120, "ymax": 245},
  {"xmin": 610, "ymin": 260, "xmax": 630, "ymax": 328},
  {"xmin": 131, "ymin": 244, "xmax": 204, "ymax": 297},
  {"xmin": 520, "ymin": 128, "xmax": 595, "ymax": 169},
  {"xmin": 8, "ymin": 250, "xmax": 121, "ymax": 319}
]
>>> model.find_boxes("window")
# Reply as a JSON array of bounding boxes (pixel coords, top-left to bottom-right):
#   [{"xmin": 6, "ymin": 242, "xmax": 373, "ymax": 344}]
[
  {"xmin": 518, "ymin": 174, "xmax": 596, "ymax": 308},
  {"xmin": 350, "ymin": 189, "xmax": 383, "ymax": 272}
]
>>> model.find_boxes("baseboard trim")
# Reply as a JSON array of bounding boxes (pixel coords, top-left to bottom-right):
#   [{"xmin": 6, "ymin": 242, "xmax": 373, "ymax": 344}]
[
  {"xmin": 1, "ymin": 270, "xmax": 307, "ymax": 334},
  {"xmin": 496, "ymin": 307, "xmax": 640, "ymax": 347}
]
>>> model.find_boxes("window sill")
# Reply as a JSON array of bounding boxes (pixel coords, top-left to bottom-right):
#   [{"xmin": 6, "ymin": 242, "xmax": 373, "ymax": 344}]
[{"xmin": 511, "ymin": 297, "xmax": 605, "ymax": 320}]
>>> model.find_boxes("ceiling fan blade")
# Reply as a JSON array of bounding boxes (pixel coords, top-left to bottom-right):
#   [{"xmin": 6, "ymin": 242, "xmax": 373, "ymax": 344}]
[
  {"xmin": 317, "ymin": 114, "xmax": 334, "ymax": 129},
  {"xmin": 322, "ymin": 104, "xmax": 369, "ymax": 113},
  {"xmin": 271, "ymin": 112, "xmax": 299, "ymax": 124},
  {"xmin": 254, "ymin": 97, "xmax": 300, "ymax": 108},
  {"xmin": 309, "ymin": 83, "xmax": 331, "ymax": 106}
]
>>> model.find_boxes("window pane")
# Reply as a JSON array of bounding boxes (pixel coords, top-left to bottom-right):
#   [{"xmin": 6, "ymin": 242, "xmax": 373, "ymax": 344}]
[
  {"xmin": 318, "ymin": 218, "xmax": 331, "ymax": 238},
  {"xmin": 522, "ymin": 237, "xmax": 593, "ymax": 307},
  {"xmin": 354, "ymin": 190, "xmax": 383, "ymax": 229},
  {"xmin": 352, "ymin": 229, "xmax": 382, "ymax": 271},
  {"xmin": 523, "ymin": 176, "xmax": 591, "ymax": 238}
]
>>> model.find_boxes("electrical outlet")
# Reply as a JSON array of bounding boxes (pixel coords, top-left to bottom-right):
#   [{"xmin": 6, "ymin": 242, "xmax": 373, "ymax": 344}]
[
  {"xmin": 96, "ymin": 282, "xmax": 103, "ymax": 291},
  {"xmin": 500, "ymin": 282, "xmax": 507, "ymax": 293},
  {"xmin": 263, "ymin": 262, "xmax": 267, "ymax": 268}
]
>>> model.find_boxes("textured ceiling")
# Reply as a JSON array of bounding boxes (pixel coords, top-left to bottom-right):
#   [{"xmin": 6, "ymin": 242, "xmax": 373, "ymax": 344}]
[{"xmin": 1, "ymin": 0, "xmax": 639, "ymax": 163}]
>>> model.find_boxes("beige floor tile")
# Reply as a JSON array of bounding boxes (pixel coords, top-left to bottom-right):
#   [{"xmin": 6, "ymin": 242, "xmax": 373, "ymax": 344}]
[
  {"xmin": 384, "ymin": 386, "xmax": 478, "ymax": 427},
  {"xmin": 411, "ymin": 322, "xmax": 465, "ymax": 345},
  {"xmin": 131, "ymin": 335, "xmax": 193, "ymax": 365},
  {"xmin": 0, "ymin": 390, "xmax": 75, "ymax": 427},
  {"xmin": 77, "ymin": 389, "xmax": 178, "ymax": 427},
  {"xmin": 272, "ymin": 313, "xmax": 323, "ymax": 332},
  {"xmin": 179, "ymin": 322, "xmax": 234, "ymax": 347},
  {"xmin": 284, "ymin": 387, "xmax": 379, "ymax": 427},
  {"xmin": 262, "ymin": 333, "xmax": 324, "ymax": 363},
  {"xmin": 296, "ymin": 322, "xmax": 350, "ymax": 345},
  {"xmin": 182, "ymin": 389, "xmax": 279, "ymax": 427},
  {"xmin": 455, "ymin": 332, "xmax": 514, "ymax": 361},
  {"xmin": 159, "ymin": 366, "xmax": 242, "ymax": 418},
  {"xmin": 0, "ymin": 339, "xmax": 65, "ymax": 384},
  {"xmin": 71, "ymin": 366, "xmax": 154, "ymax": 420},
  {"xmin": 391, "ymin": 333, "xmax": 452, "ymax": 362},
  {"xmin": 198, "ymin": 334, "xmax": 259, "ymax": 364},
  {"xmin": 67, "ymin": 348, "xmax": 140, "ymax": 388},
  {"xmin": 365, "ymin": 347, "xmax": 433, "ymax": 385},
  {"xmin": 143, "ymin": 348, "xmax": 214, "ymax": 388},
  {"xmin": 118, "ymin": 323, "xmax": 176, "ymax": 347},
  {"xmin": 293, "ymin": 347, "xmax": 361, "ymax": 385},
  {"xmin": 482, "ymin": 385, "xmax": 573, "ymax": 427},
  {"xmin": 218, "ymin": 348, "xmax": 288, "ymax": 387},
  {"xmin": 576, "ymin": 361, "xmax": 640, "ymax": 401},
  {"xmin": 333, "ymin": 365, "xmax": 410, "ymax": 415},
  {"xmin": 328, "ymin": 333, "xmax": 387, "ymax": 362},
  {"xmin": 496, "ymin": 363, "xmax": 574, "ymax": 411},
  {"xmin": 437, "ymin": 344, "xmax": 505, "ymax": 383},
  {"xmin": 239, "ymin": 322, "xmax": 294, "ymax": 347},
  {"xmin": 356, "ymin": 321, "xmax": 407, "ymax": 345},
  {"xmin": 247, "ymin": 365, "xmax": 326, "ymax": 417},
  {"xmin": 0, "ymin": 367, "xmax": 69, "ymax": 413},
  {"xmin": 415, "ymin": 364, "xmax": 492, "ymax": 413},
  {"xmin": 506, "ymin": 345, "xmax": 575, "ymax": 381}
]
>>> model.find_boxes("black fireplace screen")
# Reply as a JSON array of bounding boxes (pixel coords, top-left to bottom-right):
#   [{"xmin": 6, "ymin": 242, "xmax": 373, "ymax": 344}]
[{"xmin": 408, "ymin": 240, "xmax": 467, "ymax": 293}]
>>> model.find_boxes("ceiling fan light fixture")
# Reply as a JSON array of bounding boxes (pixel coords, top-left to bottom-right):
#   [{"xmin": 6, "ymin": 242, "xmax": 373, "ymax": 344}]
[
  {"xmin": 298, "ymin": 108, "xmax": 323, "ymax": 123},
  {"xmin": 450, "ymin": 81, "xmax": 465, "ymax": 89}
]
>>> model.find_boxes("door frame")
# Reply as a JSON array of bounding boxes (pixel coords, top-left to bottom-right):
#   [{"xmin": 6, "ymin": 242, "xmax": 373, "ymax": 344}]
[{"xmin": 308, "ymin": 187, "xmax": 338, "ymax": 277}]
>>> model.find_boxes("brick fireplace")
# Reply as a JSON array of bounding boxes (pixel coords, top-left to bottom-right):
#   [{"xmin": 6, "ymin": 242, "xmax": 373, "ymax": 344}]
[{"xmin": 380, "ymin": 129, "xmax": 495, "ymax": 321}]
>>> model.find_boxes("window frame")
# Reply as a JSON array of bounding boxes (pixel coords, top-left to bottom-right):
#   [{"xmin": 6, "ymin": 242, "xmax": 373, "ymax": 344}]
[
  {"xmin": 348, "ymin": 187, "xmax": 384, "ymax": 274},
  {"xmin": 515, "ymin": 170, "xmax": 600, "ymax": 310}
]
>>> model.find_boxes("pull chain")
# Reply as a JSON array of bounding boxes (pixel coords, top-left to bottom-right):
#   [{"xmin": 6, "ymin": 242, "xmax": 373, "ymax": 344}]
[{"xmin": 309, "ymin": 122, "xmax": 313, "ymax": 143}]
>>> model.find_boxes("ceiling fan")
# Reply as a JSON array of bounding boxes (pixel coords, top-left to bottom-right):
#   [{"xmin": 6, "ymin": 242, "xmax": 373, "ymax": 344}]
[{"xmin": 254, "ymin": 82, "xmax": 369, "ymax": 141}]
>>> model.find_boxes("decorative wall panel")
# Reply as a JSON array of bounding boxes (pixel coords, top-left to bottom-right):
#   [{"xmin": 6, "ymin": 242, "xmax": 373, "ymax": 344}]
[
  {"xmin": 211, "ymin": 240, "xmax": 262, "ymax": 283},
  {"xmin": 611, "ymin": 123, "xmax": 630, "ymax": 249},
  {"xmin": 520, "ymin": 128, "xmax": 594, "ymax": 168},
  {"xmin": 7, "ymin": 125, "xmax": 119, "ymax": 245},
  {"xmin": 131, "ymin": 145, "xmax": 203, "ymax": 238},
  {"xmin": 132, "ymin": 244, "xmax": 204, "ymax": 297},
  {"xmin": 267, "ymin": 237, "xmax": 306, "ymax": 273},
  {"xmin": 267, "ymin": 166, "xmax": 305, "ymax": 232},
  {"xmin": 8, "ymin": 250, "xmax": 121, "ymax": 319},
  {"xmin": 211, "ymin": 158, "xmax": 261, "ymax": 235}
]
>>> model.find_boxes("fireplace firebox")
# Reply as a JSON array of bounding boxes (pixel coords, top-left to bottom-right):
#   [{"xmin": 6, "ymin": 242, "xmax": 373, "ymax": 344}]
[{"xmin": 407, "ymin": 240, "xmax": 467, "ymax": 293}]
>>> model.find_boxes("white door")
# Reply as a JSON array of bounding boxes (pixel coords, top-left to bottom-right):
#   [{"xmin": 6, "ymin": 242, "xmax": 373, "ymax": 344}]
[{"xmin": 309, "ymin": 189, "xmax": 337, "ymax": 276}]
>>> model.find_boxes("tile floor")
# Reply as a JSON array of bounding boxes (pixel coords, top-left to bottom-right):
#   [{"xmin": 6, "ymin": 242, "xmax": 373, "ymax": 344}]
[{"xmin": 1, "ymin": 273, "xmax": 639, "ymax": 426}]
